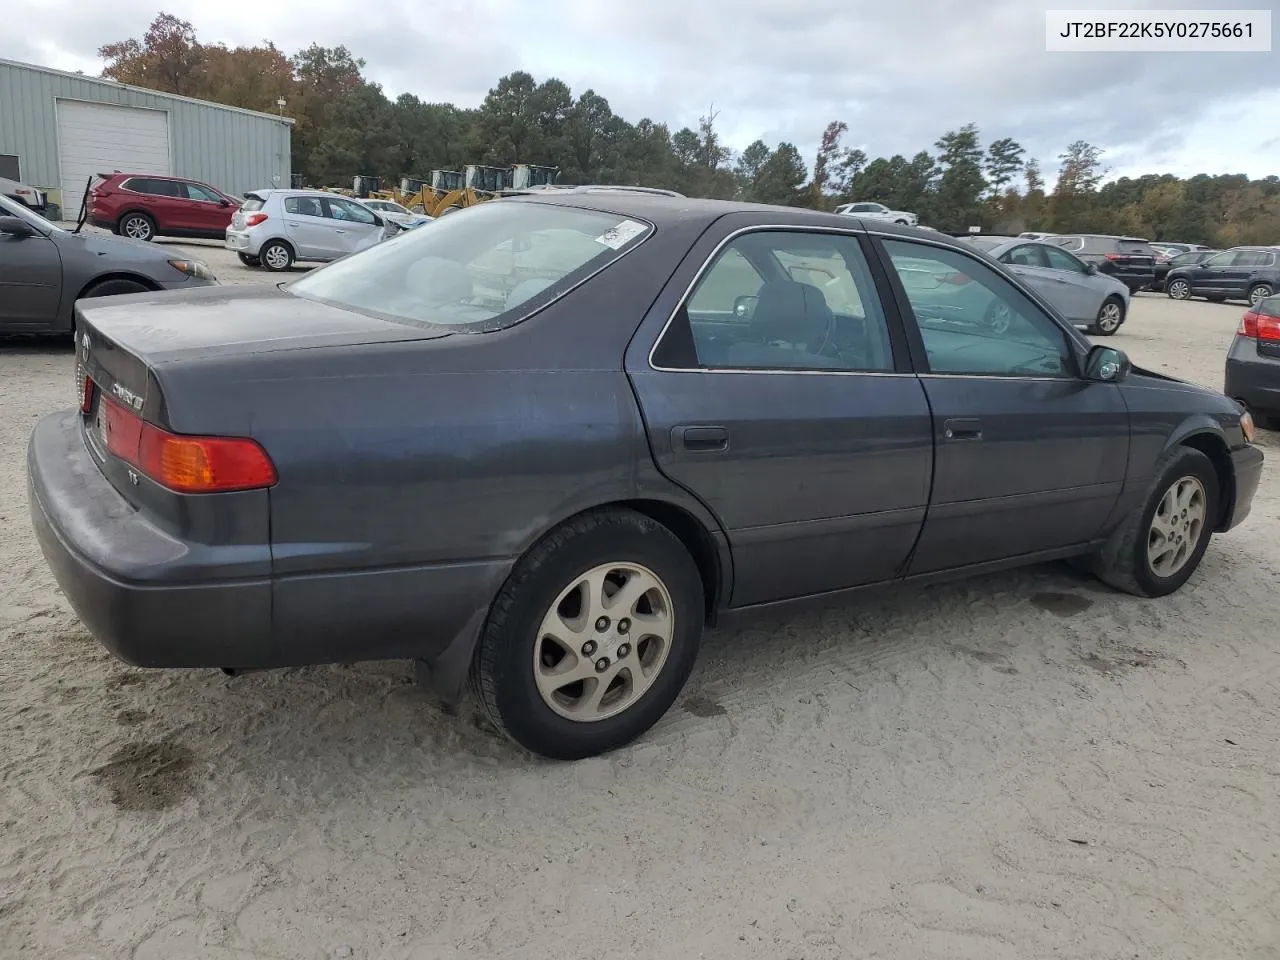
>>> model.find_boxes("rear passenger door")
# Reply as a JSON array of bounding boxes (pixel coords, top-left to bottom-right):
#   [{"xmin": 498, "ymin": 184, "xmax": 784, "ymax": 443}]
[
  {"xmin": 282, "ymin": 196, "xmax": 338, "ymax": 259},
  {"xmin": 629, "ymin": 225, "xmax": 934, "ymax": 606},
  {"xmin": 876, "ymin": 237, "xmax": 1129, "ymax": 574}
]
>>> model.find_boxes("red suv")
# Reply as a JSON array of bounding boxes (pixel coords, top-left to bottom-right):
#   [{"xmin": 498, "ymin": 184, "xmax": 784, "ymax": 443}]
[{"xmin": 87, "ymin": 173, "xmax": 241, "ymax": 243}]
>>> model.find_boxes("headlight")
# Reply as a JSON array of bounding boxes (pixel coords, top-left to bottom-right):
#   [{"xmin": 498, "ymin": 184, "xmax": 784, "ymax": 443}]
[
  {"xmin": 168, "ymin": 258, "xmax": 217, "ymax": 282},
  {"xmin": 1240, "ymin": 409, "xmax": 1256, "ymax": 444}
]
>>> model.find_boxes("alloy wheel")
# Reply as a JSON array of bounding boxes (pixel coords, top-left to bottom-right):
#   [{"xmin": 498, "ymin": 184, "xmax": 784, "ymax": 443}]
[
  {"xmin": 1097, "ymin": 301, "xmax": 1123, "ymax": 332},
  {"xmin": 122, "ymin": 216, "xmax": 153, "ymax": 241},
  {"xmin": 533, "ymin": 562, "xmax": 674, "ymax": 722},
  {"xmin": 1250, "ymin": 285, "xmax": 1273, "ymax": 307},
  {"xmin": 1168, "ymin": 279, "xmax": 1190, "ymax": 300},
  {"xmin": 1147, "ymin": 476, "xmax": 1206, "ymax": 578}
]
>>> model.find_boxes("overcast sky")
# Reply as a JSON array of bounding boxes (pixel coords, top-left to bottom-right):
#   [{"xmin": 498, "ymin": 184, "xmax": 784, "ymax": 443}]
[{"xmin": 3, "ymin": 0, "xmax": 1277, "ymax": 184}]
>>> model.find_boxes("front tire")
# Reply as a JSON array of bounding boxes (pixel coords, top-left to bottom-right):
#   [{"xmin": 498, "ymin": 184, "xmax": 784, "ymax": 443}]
[
  {"xmin": 1087, "ymin": 447, "xmax": 1219, "ymax": 598},
  {"xmin": 259, "ymin": 240, "xmax": 294, "ymax": 272},
  {"xmin": 472, "ymin": 508, "xmax": 705, "ymax": 760},
  {"xmin": 1167, "ymin": 278, "xmax": 1191, "ymax": 300},
  {"xmin": 1089, "ymin": 296, "xmax": 1125, "ymax": 336}
]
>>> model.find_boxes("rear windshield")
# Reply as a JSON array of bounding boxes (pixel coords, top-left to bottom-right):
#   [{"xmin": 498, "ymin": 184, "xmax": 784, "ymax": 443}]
[
  {"xmin": 241, "ymin": 195, "xmax": 266, "ymax": 212},
  {"xmin": 287, "ymin": 200, "xmax": 653, "ymax": 332},
  {"xmin": 963, "ymin": 236, "xmax": 1004, "ymax": 251},
  {"xmin": 1116, "ymin": 239, "xmax": 1155, "ymax": 255}
]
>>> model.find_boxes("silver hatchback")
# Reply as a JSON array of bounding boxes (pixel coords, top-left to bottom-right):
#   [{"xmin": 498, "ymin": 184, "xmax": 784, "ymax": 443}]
[{"xmin": 225, "ymin": 189, "xmax": 398, "ymax": 271}]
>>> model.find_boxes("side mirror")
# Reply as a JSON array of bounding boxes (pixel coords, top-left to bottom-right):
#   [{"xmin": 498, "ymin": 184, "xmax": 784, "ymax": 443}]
[
  {"xmin": 733, "ymin": 294, "xmax": 759, "ymax": 319},
  {"xmin": 218, "ymin": 198, "xmax": 230, "ymax": 207},
  {"xmin": 1085, "ymin": 344, "xmax": 1130, "ymax": 383},
  {"xmin": 0, "ymin": 215, "xmax": 34, "ymax": 237},
  {"xmin": 1085, "ymin": 262, "xmax": 1098, "ymax": 275}
]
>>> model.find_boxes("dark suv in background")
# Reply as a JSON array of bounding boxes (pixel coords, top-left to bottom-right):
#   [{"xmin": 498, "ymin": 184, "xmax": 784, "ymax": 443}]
[
  {"xmin": 1165, "ymin": 247, "xmax": 1279, "ymax": 307},
  {"xmin": 87, "ymin": 173, "xmax": 241, "ymax": 243},
  {"xmin": 1048, "ymin": 235, "xmax": 1157, "ymax": 293},
  {"xmin": 1152, "ymin": 249, "xmax": 1220, "ymax": 293}
]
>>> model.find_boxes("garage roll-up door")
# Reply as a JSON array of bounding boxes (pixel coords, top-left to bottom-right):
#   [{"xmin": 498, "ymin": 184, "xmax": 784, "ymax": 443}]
[{"xmin": 57, "ymin": 100, "xmax": 171, "ymax": 221}]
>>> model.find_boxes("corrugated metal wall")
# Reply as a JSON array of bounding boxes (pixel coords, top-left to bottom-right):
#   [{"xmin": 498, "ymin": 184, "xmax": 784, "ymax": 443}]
[{"xmin": 0, "ymin": 60, "xmax": 292, "ymax": 202}]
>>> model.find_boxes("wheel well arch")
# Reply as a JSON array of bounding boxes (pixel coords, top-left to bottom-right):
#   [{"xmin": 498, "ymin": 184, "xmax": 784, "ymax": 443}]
[
  {"xmin": 260, "ymin": 236, "xmax": 295, "ymax": 255},
  {"xmin": 74, "ymin": 272, "xmax": 161, "ymax": 302},
  {"xmin": 1178, "ymin": 430, "xmax": 1234, "ymax": 529},
  {"xmin": 533, "ymin": 498, "xmax": 726, "ymax": 624},
  {"xmin": 116, "ymin": 208, "xmax": 156, "ymax": 226}
]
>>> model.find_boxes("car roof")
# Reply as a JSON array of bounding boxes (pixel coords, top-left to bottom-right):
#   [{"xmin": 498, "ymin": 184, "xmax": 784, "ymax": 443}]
[{"xmin": 497, "ymin": 191, "xmax": 943, "ymax": 241}]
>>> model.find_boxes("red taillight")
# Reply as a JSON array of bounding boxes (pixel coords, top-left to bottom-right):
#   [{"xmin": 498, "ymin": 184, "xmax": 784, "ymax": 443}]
[
  {"xmin": 99, "ymin": 395, "xmax": 276, "ymax": 493},
  {"xmin": 1240, "ymin": 310, "xmax": 1280, "ymax": 343},
  {"xmin": 244, "ymin": 212, "xmax": 268, "ymax": 227},
  {"xmin": 1104, "ymin": 253, "xmax": 1123, "ymax": 261}
]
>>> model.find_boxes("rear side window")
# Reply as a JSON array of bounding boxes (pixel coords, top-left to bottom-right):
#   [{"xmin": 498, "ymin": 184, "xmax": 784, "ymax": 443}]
[
  {"xmin": 287, "ymin": 200, "xmax": 652, "ymax": 332},
  {"xmin": 128, "ymin": 178, "xmax": 180, "ymax": 197},
  {"xmin": 284, "ymin": 196, "xmax": 324, "ymax": 217},
  {"xmin": 1237, "ymin": 251, "xmax": 1277, "ymax": 268},
  {"xmin": 1116, "ymin": 239, "xmax": 1155, "ymax": 256},
  {"xmin": 1051, "ymin": 236, "xmax": 1084, "ymax": 252}
]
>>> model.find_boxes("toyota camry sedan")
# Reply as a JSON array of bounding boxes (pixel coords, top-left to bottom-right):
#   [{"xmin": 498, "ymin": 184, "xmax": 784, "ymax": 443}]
[{"xmin": 29, "ymin": 191, "xmax": 1265, "ymax": 760}]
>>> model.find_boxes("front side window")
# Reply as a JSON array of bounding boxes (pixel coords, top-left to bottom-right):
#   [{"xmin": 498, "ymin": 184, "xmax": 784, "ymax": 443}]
[
  {"xmin": 1200, "ymin": 251, "xmax": 1237, "ymax": 268},
  {"xmin": 655, "ymin": 230, "xmax": 894, "ymax": 372},
  {"xmin": 184, "ymin": 183, "xmax": 221, "ymax": 203},
  {"xmin": 288, "ymin": 200, "xmax": 652, "ymax": 331},
  {"xmin": 883, "ymin": 239, "xmax": 1074, "ymax": 378},
  {"xmin": 1043, "ymin": 245, "xmax": 1087, "ymax": 273},
  {"xmin": 325, "ymin": 198, "xmax": 377, "ymax": 224}
]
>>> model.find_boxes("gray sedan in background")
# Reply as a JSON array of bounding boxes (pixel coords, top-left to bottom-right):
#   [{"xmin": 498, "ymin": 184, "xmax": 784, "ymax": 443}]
[
  {"xmin": 0, "ymin": 194, "xmax": 218, "ymax": 336},
  {"xmin": 965, "ymin": 235, "xmax": 1131, "ymax": 335}
]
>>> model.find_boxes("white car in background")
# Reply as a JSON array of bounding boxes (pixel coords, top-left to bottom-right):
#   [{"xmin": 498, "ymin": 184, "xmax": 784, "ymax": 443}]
[
  {"xmin": 1, "ymin": 175, "xmax": 47, "ymax": 212},
  {"xmin": 833, "ymin": 201, "xmax": 919, "ymax": 226},
  {"xmin": 359, "ymin": 198, "xmax": 435, "ymax": 229}
]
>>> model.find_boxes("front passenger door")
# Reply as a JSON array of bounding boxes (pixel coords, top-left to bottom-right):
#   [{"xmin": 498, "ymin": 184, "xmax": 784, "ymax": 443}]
[
  {"xmin": 879, "ymin": 238, "xmax": 1130, "ymax": 574},
  {"xmin": 323, "ymin": 197, "xmax": 385, "ymax": 256}
]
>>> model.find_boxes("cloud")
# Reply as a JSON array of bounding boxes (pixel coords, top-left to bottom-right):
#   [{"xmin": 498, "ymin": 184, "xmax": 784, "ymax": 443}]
[{"xmin": 2, "ymin": 0, "xmax": 1275, "ymax": 183}]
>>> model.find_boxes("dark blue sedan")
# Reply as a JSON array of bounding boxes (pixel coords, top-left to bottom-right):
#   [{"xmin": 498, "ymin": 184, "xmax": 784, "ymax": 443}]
[{"xmin": 28, "ymin": 190, "xmax": 1265, "ymax": 760}]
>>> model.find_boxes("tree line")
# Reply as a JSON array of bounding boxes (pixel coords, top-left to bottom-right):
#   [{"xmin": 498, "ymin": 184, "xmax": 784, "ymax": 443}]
[{"xmin": 100, "ymin": 13, "xmax": 1280, "ymax": 247}]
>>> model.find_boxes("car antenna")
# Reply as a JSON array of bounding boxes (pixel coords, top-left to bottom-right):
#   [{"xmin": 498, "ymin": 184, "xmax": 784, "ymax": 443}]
[{"xmin": 72, "ymin": 175, "xmax": 90, "ymax": 235}]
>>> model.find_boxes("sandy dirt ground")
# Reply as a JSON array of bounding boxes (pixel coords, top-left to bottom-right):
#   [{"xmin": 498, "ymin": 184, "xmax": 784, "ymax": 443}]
[{"xmin": 1, "ymin": 254, "xmax": 1278, "ymax": 959}]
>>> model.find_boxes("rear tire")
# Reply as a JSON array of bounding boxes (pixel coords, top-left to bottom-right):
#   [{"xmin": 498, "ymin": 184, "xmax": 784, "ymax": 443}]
[
  {"xmin": 259, "ymin": 241, "xmax": 294, "ymax": 272},
  {"xmin": 117, "ymin": 213, "xmax": 155, "ymax": 242},
  {"xmin": 1089, "ymin": 296, "xmax": 1125, "ymax": 336},
  {"xmin": 471, "ymin": 508, "xmax": 705, "ymax": 760},
  {"xmin": 1085, "ymin": 446, "xmax": 1219, "ymax": 598},
  {"xmin": 237, "ymin": 252, "xmax": 261, "ymax": 267},
  {"xmin": 1249, "ymin": 283, "xmax": 1274, "ymax": 307}
]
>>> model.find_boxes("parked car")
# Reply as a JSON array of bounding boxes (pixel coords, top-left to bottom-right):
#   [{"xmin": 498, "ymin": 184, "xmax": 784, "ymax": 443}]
[
  {"xmin": 359, "ymin": 198, "xmax": 434, "ymax": 229},
  {"xmin": 1046, "ymin": 235, "xmax": 1158, "ymax": 293},
  {"xmin": 0, "ymin": 193, "xmax": 218, "ymax": 335},
  {"xmin": 1152, "ymin": 249, "xmax": 1219, "ymax": 292},
  {"xmin": 225, "ymin": 189, "xmax": 399, "ymax": 271},
  {"xmin": 963, "ymin": 235, "xmax": 1130, "ymax": 335},
  {"xmin": 86, "ymin": 173, "xmax": 241, "ymax": 242},
  {"xmin": 833, "ymin": 201, "xmax": 919, "ymax": 226},
  {"xmin": 1165, "ymin": 246, "xmax": 1278, "ymax": 306},
  {"xmin": 28, "ymin": 193, "xmax": 1263, "ymax": 760},
  {"xmin": 1151, "ymin": 242, "xmax": 1214, "ymax": 256},
  {"xmin": 1225, "ymin": 294, "xmax": 1280, "ymax": 429},
  {"xmin": 1, "ymin": 174, "xmax": 48, "ymax": 212},
  {"xmin": 1017, "ymin": 231, "xmax": 1057, "ymax": 241}
]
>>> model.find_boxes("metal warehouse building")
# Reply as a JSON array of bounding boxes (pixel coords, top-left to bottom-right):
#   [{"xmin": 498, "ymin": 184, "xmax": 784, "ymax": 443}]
[{"xmin": 0, "ymin": 58, "xmax": 292, "ymax": 219}]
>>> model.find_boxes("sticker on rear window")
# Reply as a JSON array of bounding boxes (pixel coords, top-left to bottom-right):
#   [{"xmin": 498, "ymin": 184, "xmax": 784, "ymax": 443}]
[{"xmin": 594, "ymin": 219, "xmax": 648, "ymax": 250}]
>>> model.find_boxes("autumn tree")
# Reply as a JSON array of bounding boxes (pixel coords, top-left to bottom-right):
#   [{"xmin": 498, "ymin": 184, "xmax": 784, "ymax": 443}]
[
  {"xmin": 99, "ymin": 13, "xmax": 204, "ymax": 96},
  {"xmin": 1048, "ymin": 140, "xmax": 1104, "ymax": 230},
  {"xmin": 810, "ymin": 121, "xmax": 848, "ymax": 207}
]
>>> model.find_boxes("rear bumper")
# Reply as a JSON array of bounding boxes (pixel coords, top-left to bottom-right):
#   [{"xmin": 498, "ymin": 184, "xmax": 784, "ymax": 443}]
[
  {"xmin": 28, "ymin": 411, "xmax": 510, "ymax": 672},
  {"xmin": 1224, "ymin": 443, "xmax": 1265, "ymax": 531},
  {"xmin": 224, "ymin": 230, "xmax": 254, "ymax": 253},
  {"xmin": 1225, "ymin": 339, "xmax": 1280, "ymax": 418},
  {"xmin": 28, "ymin": 411, "xmax": 273, "ymax": 667}
]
